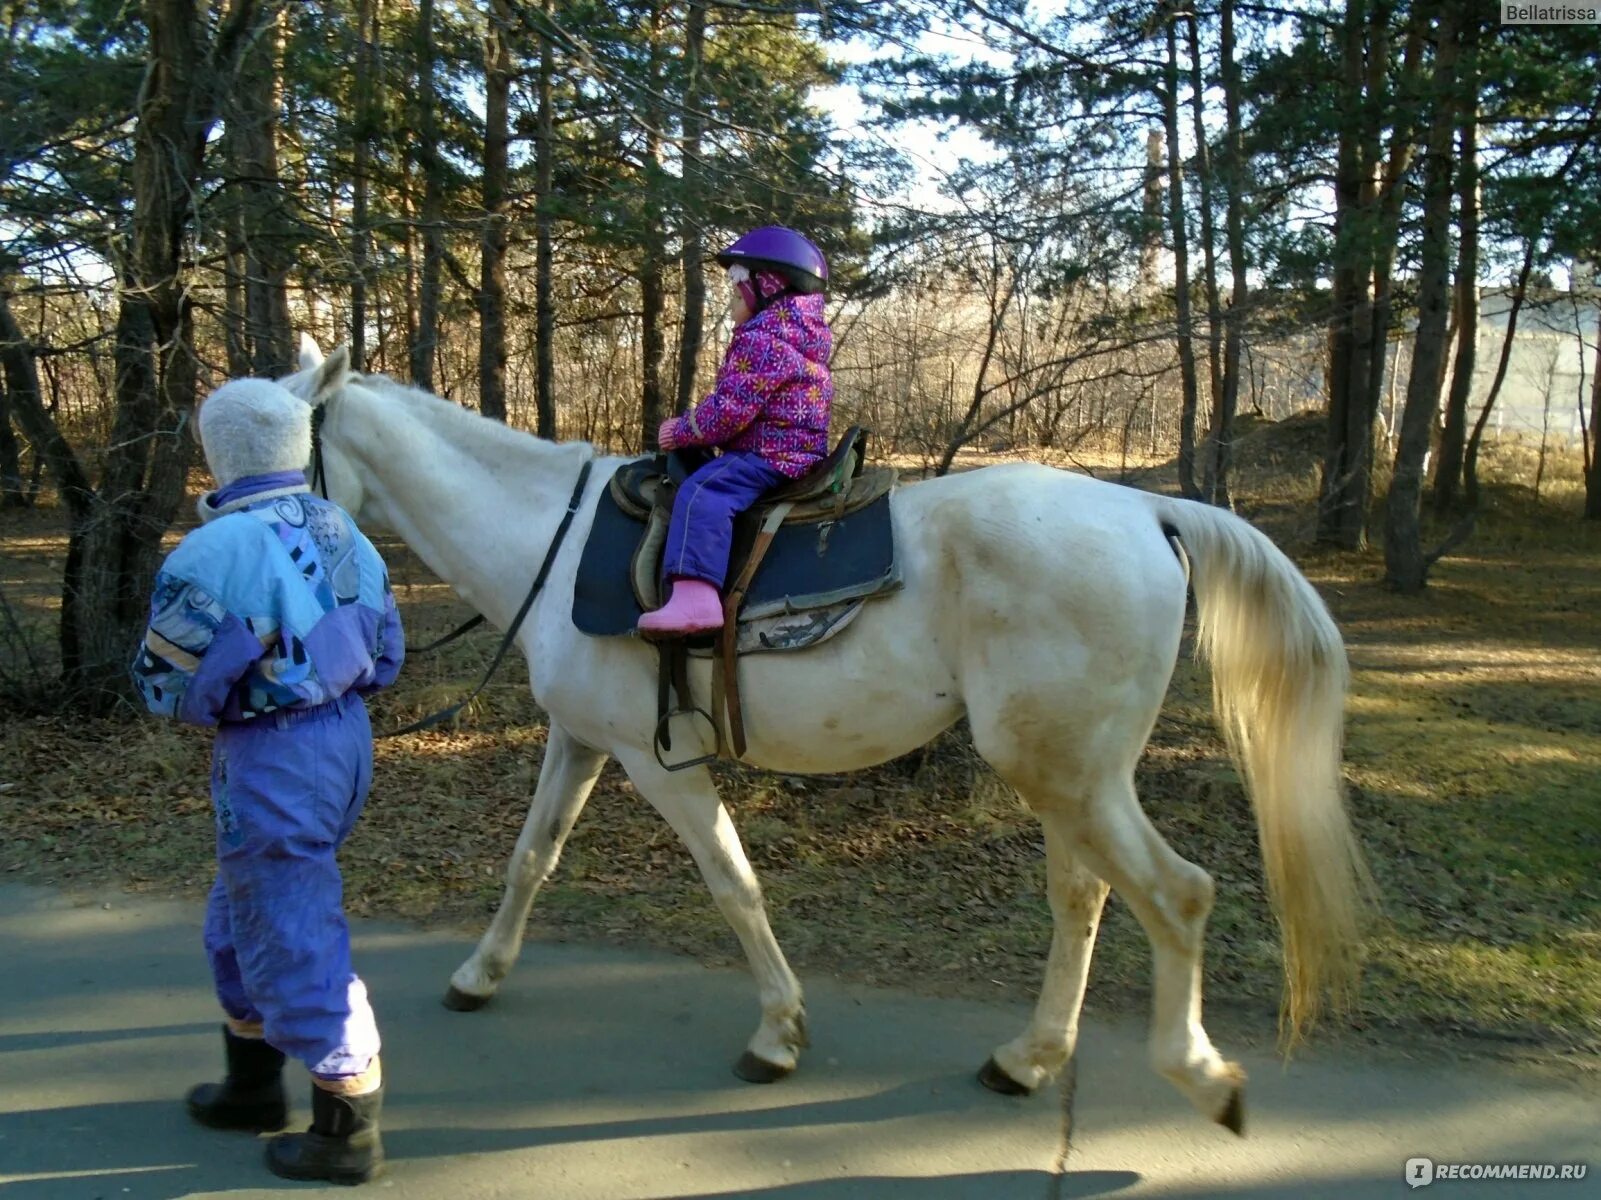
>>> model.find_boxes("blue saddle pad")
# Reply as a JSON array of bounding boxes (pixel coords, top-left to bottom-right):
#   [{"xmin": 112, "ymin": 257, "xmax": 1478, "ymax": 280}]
[{"xmin": 572, "ymin": 465, "xmax": 899, "ymax": 639}]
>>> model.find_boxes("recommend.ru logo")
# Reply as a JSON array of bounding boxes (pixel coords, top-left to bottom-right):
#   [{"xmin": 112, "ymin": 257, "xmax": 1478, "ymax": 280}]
[{"xmin": 1405, "ymin": 1157, "xmax": 1590, "ymax": 1187}]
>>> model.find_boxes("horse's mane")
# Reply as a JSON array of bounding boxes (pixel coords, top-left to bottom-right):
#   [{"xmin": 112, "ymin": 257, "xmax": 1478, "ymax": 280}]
[{"xmin": 352, "ymin": 372, "xmax": 592, "ymax": 468}]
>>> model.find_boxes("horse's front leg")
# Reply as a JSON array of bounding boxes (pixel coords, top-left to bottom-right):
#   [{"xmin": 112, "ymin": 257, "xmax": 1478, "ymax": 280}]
[
  {"xmin": 614, "ymin": 746, "xmax": 807, "ymax": 1082},
  {"xmin": 445, "ymin": 722, "xmax": 608, "ymax": 1010}
]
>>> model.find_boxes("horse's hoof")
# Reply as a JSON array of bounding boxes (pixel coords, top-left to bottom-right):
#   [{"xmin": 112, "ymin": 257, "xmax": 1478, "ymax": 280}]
[
  {"xmin": 442, "ymin": 985, "xmax": 492, "ymax": 1012},
  {"xmin": 977, "ymin": 1056, "xmax": 1033, "ymax": 1096},
  {"xmin": 1216, "ymin": 1087, "xmax": 1246, "ymax": 1136},
  {"xmin": 733, "ymin": 1051, "xmax": 794, "ymax": 1084}
]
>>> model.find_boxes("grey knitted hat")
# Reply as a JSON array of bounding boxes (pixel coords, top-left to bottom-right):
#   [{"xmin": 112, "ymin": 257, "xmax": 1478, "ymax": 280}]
[{"xmin": 197, "ymin": 379, "xmax": 312, "ymax": 487}]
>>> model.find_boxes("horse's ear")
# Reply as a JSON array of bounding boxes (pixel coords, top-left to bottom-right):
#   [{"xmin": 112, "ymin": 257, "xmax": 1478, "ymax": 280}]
[
  {"xmin": 309, "ymin": 344, "xmax": 351, "ymax": 409},
  {"xmin": 298, "ymin": 332, "xmax": 326, "ymax": 373}
]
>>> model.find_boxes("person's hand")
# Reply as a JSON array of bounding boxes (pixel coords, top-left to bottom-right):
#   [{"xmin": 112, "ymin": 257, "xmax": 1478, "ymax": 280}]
[{"xmin": 657, "ymin": 419, "xmax": 682, "ymax": 451}]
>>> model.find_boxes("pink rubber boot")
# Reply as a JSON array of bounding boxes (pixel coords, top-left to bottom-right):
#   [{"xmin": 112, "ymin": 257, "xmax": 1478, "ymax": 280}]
[{"xmin": 638, "ymin": 577, "xmax": 725, "ymax": 637}]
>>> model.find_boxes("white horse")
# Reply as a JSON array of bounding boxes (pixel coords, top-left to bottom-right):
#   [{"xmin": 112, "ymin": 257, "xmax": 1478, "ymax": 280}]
[{"xmin": 279, "ymin": 339, "xmax": 1369, "ymax": 1132}]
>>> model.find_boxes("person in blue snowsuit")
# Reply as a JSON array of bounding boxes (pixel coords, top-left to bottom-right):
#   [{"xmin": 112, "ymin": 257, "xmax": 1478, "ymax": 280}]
[{"xmin": 131, "ymin": 377, "xmax": 402, "ymax": 1185}]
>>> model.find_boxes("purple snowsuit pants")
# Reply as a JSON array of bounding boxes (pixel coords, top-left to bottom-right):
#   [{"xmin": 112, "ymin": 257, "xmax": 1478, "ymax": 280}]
[
  {"xmin": 204, "ymin": 692, "xmax": 380, "ymax": 1080},
  {"xmin": 663, "ymin": 451, "xmax": 787, "ymax": 587}
]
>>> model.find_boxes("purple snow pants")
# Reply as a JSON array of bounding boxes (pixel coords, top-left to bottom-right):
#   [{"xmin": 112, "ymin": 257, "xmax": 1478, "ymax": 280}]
[
  {"xmin": 663, "ymin": 451, "xmax": 787, "ymax": 586},
  {"xmin": 205, "ymin": 691, "xmax": 380, "ymax": 1080}
]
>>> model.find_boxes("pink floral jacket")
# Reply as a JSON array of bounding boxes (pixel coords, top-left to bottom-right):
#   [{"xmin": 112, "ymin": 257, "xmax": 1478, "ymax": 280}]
[{"xmin": 660, "ymin": 293, "xmax": 833, "ymax": 478}]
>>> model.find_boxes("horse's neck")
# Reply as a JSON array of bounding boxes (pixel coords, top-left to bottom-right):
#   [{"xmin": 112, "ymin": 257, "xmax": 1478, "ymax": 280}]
[{"xmin": 346, "ymin": 380, "xmax": 587, "ymax": 630}]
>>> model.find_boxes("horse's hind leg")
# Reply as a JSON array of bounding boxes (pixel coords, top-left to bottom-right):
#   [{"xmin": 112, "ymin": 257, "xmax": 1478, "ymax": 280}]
[
  {"xmin": 445, "ymin": 722, "xmax": 608, "ymax": 1009},
  {"xmin": 613, "ymin": 746, "xmax": 807, "ymax": 1082},
  {"xmin": 1030, "ymin": 779, "xmax": 1246, "ymax": 1132},
  {"xmin": 980, "ymin": 820, "xmax": 1109, "ymax": 1095}
]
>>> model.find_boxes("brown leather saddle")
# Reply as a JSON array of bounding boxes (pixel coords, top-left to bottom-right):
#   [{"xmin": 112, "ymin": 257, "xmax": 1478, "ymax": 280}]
[{"xmin": 574, "ymin": 427, "xmax": 899, "ymax": 771}]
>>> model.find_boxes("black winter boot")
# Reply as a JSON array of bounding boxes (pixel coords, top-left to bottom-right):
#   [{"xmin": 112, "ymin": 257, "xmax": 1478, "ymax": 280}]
[
  {"xmin": 265, "ymin": 1083, "xmax": 384, "ymax": 1185},
  {"xmin": 186, "ymin": 1025, "xmax": 289, "ymax": 1132}
]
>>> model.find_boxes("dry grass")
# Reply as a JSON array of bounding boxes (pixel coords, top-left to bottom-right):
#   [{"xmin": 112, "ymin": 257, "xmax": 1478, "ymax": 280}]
[{"xmin": 1, "ymin": 423, "xmax": 1597, "ymax": 1079}]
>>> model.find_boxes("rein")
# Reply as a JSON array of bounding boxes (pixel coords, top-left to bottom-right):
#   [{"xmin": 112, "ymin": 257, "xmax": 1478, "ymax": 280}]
[
  {"xmin": 310, "ymin": 404, "xmax": 329, "ymax": 499},
  {"xmin": 405, "ymin": 613, "xmax": 485, "ymax": 656},
  {"xmin": 375, "ymin": 457, "xmax": 594, "ymax": 740}
]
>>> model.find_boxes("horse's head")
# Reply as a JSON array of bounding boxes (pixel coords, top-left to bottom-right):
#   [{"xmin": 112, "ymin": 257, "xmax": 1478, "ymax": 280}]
[{"xmin": 277, "ymin": 334, "xmax": 372, "ymax": 520}]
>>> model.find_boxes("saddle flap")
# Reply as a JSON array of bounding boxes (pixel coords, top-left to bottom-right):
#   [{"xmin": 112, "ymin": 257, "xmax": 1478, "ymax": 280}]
[{"xmin": 630, "ymin": 502, "xmax": 670, "ymax": 612}]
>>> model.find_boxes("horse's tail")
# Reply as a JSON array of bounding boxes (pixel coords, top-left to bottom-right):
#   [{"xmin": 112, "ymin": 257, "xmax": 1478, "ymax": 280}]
[{"xmin": 1152, "ymin": 496, "xmax": 1372, "ymax": 1044}]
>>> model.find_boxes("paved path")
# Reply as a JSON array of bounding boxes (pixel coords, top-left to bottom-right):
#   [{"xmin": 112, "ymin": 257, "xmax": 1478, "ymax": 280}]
[{"xmin": 0, "ymin": 885, "xmax": 1594, "ymax": 1199}]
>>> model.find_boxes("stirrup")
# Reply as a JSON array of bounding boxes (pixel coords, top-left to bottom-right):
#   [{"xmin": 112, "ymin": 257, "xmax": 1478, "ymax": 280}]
[{"xmin": 653, "ymin": 705, "xmax": 721, "ymax": 773}]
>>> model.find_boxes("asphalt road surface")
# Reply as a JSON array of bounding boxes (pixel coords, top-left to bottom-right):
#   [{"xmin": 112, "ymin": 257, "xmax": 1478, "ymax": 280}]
[{"xmin": 1, "ymin": 885, "xmax": 1594, "ymax": 1199}]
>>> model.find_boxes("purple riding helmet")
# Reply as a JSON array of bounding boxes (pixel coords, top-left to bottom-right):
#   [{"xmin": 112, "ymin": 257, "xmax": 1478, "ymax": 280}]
[{"xmin": 716, "ymin": 226, "xmax": 828, "ymax": 295}]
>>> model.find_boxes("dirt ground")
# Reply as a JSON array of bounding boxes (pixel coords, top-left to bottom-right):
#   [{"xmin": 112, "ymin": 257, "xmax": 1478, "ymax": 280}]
[{"xmin": 2, "ymin": 416, "xmax": 1597, "ymax": 1079}]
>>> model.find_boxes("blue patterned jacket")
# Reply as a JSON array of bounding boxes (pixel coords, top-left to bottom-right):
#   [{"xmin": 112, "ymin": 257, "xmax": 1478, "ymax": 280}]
[{"xmin": 132, "ymin": 473, "xmax": 404, "ymax": 725}]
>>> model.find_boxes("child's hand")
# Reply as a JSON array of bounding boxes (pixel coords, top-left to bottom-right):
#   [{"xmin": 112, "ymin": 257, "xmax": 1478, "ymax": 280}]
[{"xmin": 657, "ymin": 419, "xmax": 682, "ymax": 452}]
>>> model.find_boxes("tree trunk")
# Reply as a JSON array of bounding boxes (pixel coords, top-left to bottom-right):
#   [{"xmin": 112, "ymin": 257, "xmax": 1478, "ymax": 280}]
[
  {"xmin": 1433, "ymin": 9, "xmax": 1479, "ymax": 512},
  {"xmin": 478, "ymin": 0, "xmax": 512, "ymax": 421},
  {"xmin": 0, "ymin": 292, "xmax": 93, "ymax": 517},
  {"xmin": 223, "ymin": 189, "xmax": 251, "ymax": 376},
  {"xmin": 411, "ymin": 0, "xmax": 442, "ymax": 390},
  {"xmin": 1320, "ymin": 0, "xmax": 1420, "ymax": 547},
  {"xmin": 1384, "ymin": 5, "xmax": 1458, "ymax": 592},
  {"xmin": 1464, "ymin": 239, "xmax": 1534, "ymax": 508},
  {"xmin": 1340, "ymin": 0, "xmax": 1391, "ymax": 530},
  {"xmin": 1164, "ymin": 10, "xmax": 1202, "ymax": 499},
  {"xmin": 234, "ymin": 3, "xmax": 294, "ymax": 376},
  {"xmin": 638, "ymin": 7, "xmax": 667, "ymax": 449},
  {"xmin": 640, "ymin": 250, "xmax": 667, "ymax": 449},
  {"xmin": 1586, "ymin": 321, "xmax": 1601, "ymax": 519},
  {"xmin": 674, "ymin": 0, "xmax": 708, "ymax": 417},
  {"xmin": 1139, "ymin": 129, "xmax": 1163, "ymax": 298},
  {"xmin": 403, "ymin": 172, "xmax": 418, "ymax": 377},
  {"xmin": 1318, "ymin": 0, "xmax": 1374, "ymax": 546},
  {"xmin": 62, "ymin": 0, "xmax": 258, "ymax": 706},
  {"xmin": 1362, "ymin": 10, "xmax": 1423, "ymax": 485},
  {"xmin": 0, "ymin": 372, "xmax": 25, "ymax": 509},
  {"xmin": 533, "ymin": 0, "xmax": 556, "ymax": 439},
  {"xmin": 1185, "ymin": 10, "xmax": 1224, "ymax": 436},
  {"xmin": 0, "ymin": 303, "xmax": 41, "ymax": 509},
  {"xmin": 1208, "ymin": 0, "xmax": 1248, "ymax": 509},
  {"xmin": 351, "ymin": 0, "xmax": 377, "ymax": 368}
]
